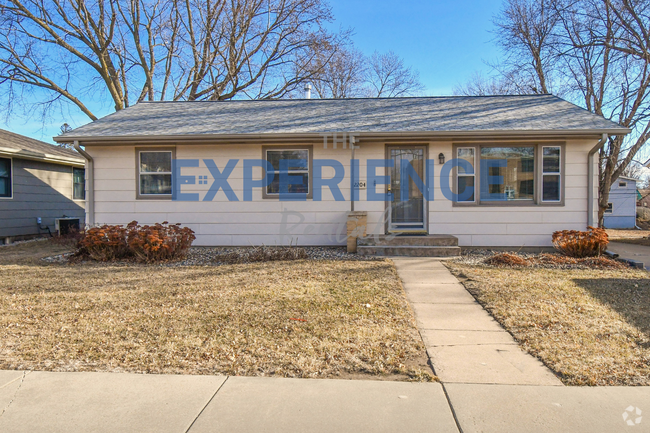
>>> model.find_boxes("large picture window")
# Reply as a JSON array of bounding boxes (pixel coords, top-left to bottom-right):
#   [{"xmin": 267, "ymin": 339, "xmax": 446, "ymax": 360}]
[
  {"xmin": 480, "ymin": 147, "xmax": 535, "ymax": 202},
  {"xmin": 73, "ymin": 167, "xmax": 85, "ymax": 200},
  {"xmin": 138, "ymin": 150, "xmax": 173, "ymax": 196},
  {"xmin": 0, "ymin": 157, "xmax": 11, "ymax": 198},
  {"xmin": 264, "ymin": 147, "xmax": 311, "ymax": 198},
  {"xmin": 454, "ymin": 143, "xmax": 563, "ymax": 206}
]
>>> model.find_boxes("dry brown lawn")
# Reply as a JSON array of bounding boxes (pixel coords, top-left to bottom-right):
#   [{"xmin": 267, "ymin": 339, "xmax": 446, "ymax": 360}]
[
  {"xmin": 447, "ymin": 262, "xmax": 650, "ymax": 385},
  {"xmin": 0, "ymin": 240, "xmax": 432, "ymax": 381},
  {"xmin": 606, "ymin": 229, "xmax": 650, "ymax": 246}
]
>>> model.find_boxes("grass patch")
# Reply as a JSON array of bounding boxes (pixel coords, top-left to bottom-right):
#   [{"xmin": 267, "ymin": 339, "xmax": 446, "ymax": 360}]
[
  {"xmin": 446, "ymin": 262, "xmax": 650, "ymax": 386},
  {"xmin": 606, "ymin": 229, "xmax": 650, "ymax": 246},
  {"xmin": 0, "ymin": 241, "xmax": 432, "ymax": 381}
]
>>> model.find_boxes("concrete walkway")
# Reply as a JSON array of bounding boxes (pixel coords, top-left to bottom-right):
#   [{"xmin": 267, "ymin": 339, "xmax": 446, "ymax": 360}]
[{"xmin": 392, "ymin": 257, "xmax": 562, "ymax": 386}]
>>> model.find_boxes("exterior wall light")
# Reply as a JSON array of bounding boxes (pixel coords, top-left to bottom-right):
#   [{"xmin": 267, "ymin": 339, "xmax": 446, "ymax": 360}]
[{"xmin": 438, "ymin": 153, "xmax": 445, "ymax": 165}]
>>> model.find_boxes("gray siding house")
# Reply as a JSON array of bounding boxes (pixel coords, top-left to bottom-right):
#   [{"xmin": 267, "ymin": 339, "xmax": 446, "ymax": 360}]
[
  {"xmin": 0, "ymin": 129, "xmax": 85, "ymax": 243},
  {"xmin": 603, "ymin": 176, "xmax": 637, "ymax": 229}
]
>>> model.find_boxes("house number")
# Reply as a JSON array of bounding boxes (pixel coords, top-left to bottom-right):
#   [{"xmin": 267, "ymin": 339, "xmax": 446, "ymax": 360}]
[{"xmin": 354, "ymin": 181, "xmax": 367, "ymax": 190}]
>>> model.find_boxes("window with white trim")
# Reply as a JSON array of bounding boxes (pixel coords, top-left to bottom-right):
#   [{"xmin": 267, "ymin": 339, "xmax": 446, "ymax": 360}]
[
  {"xmin": 456, "ymin": 147, "xmax": 475, "ymax": 202},
  {"xmin": 605, "ymin": 203, "xmax": 613, "ymax": 213},
  {"xmin": 73, "ymin": 167, "xmax": 85, "ymax": 200},
  {"xmin": 139, "ymin": 151, "xmax": 172, "ymax": 195},
  {"xmin": 542, "ymin": 146, "xmax": 561, "ymax": 202},
  {"xmin": 265, "ymin": 148, "xmax": 310, "ymax": 196},
  {"xmin": 454, "ymin": 143, "xmax": 564, "ymax": 206},
  {"xmin": 0, "ymin": 157, "xmax": 11, "ymax": 198}
]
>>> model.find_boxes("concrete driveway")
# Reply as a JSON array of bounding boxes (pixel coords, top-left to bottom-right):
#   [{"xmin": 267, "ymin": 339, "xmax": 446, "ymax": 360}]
[{"xmin": 608, "ymin": 241, "xmax": 650, "ymax": 269}]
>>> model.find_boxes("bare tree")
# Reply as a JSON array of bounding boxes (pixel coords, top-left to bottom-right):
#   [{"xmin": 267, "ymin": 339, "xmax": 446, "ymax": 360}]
[
  {"xmin": 365, "ymin": 51, "xmax": 424, "ymax": 97},
  {"xmin": 620, "ymin": 161, "xmax": 646, "ymax": 180},
  {"xmin": 308, "ymin": 44, "xmax": 366, "ymax": 98},
  {"xmin": 555, "ymin": 0, "xmax": 650, "ymax": 225},
  {"xmin": 453, "ymin": 71, "xmax": 526, "ymax": 95},
  {"xmin": 492, "ymin": 0, "xmax": 560, "ymax": 94},
  {"xmin": 0, "ymin": 0, "xmax": 343, "ymax": 121},
  {"xmin": 308, "ymin": 47, "xmax": 424, "ymax": 99},
  {"xmin": 460, "ymin": 0, "xmax": 650, "ymax": 226}
]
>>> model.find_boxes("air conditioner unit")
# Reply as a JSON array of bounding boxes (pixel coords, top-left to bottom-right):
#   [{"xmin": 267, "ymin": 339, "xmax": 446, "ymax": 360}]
[{"xmin": 55, "ymin": 217, "xmax": 81, "ymax": 235}]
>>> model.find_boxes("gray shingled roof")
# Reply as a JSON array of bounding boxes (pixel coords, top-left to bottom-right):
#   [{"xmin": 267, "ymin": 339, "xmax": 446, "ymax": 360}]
[
  {"xmin": 58, "ymin": 95, "xmax": 629, "ymax": 140},
  {"xmin": 0, "ymin": 128, "xmax": 84, "ymax": 164}
]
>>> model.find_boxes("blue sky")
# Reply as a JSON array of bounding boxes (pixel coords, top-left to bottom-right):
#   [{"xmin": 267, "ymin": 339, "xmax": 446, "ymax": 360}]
[
  {"xmin": 328, "ymin": 0, "xmax": 503, "ymax": 95},
  {"xmin": 3, "ymin": 0, "xmax": 504, "ymax": 144}
]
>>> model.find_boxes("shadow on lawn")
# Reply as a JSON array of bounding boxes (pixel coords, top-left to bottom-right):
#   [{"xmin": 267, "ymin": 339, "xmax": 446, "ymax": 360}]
[{"xmin": 573, "ymin": 277, "xmax": 650, "ymax": 348}]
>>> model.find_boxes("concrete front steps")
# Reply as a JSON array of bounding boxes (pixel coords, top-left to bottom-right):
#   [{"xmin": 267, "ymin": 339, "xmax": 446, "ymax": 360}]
[{"xmin": 357, "ymin": 234, "xmax": 461, "ymax": 257}]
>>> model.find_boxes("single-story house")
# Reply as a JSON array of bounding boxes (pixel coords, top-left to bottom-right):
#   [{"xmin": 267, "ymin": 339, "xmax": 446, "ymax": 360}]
[
  {"xmin": 54, "ymin": 95, "xmax": 629, "ymax": 253},
  {"xmin": 603, "ymin": 176, "xmax": 638, "ymax": 229},
  {"xmin": 0, "ymin": 129, "xmax": 85, "ymax": 243}
]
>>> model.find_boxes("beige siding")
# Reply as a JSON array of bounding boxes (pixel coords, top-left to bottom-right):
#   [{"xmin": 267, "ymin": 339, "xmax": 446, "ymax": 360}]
[
  {"xmin": 88, "ymin": 138, "xmax": 596, "ymax": 247},
  {"xmin": 428, "ymin": 140, "xmax": 593, "ymax": 247}
]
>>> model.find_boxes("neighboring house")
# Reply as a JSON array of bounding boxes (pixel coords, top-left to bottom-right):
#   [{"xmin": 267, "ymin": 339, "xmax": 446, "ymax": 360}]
[
  {"xmin": 603, "ymin": 176, "xmax": 638, "ymax": 229},
  {"xmin": 0, "ymin": 129, "xmax": 85, "ymax": 243},
  {"xmin": 54, "ymin": 95, "xmax": 629, "ymax": 251},
  {"xmin": 637, "ymin": 189, "xmax": 650, "ymax": 208}
]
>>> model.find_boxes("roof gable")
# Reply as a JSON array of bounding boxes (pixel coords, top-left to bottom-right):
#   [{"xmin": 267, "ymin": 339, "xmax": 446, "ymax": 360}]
[{"xmin": 0, "ymin": 129, "xmax": 84, "ymax": 165}]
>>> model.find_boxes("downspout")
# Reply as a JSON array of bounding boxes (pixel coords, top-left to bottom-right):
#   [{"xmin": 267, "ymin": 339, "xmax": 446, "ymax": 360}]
[
  {"xmin": 588, "ymin": 133, "xmax": 608, "ymax": 227},
  {"xmin": 351, "ymin": 138, "xmax": 356, "ymax": 212},
  {"xmin": 73, "ymin": 141, "xmax": 94, "ymax": 227}
]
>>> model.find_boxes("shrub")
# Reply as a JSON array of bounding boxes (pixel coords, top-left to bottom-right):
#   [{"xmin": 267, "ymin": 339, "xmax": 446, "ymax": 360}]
[
  {"xmin": 552, "ymin": 227, "xmax": 609, "ymax": 258},
  {"xmin": 51, "ymin": 226, "xmax": 84, "ymax": 247},
  {"xmin": 535, "ymin": 253, "xmax": 625, "ymax": 269},
  {"xmin": 126, "ymin": 221, "xmax": 196, "ymax": 263},
  {"xmin": 76, "ymin": 221, "xmax": 195, "ymax": 263},
  {"xmin": 77, "ymin": 224, "xmax": 130, "ymax": 261},
  {"xmin": 637, "ymin": 207, "xmax": 650, "ymax": 221},
  {"xmin": 127, "ymin": 221, "xmax": 196, "ymax": 263},
  {"xmin": 483, "ymin": 253, "xmax": 531, "ymax": 267},
  {"xmin": 214, "ymin": 246, "xmax": 309, "ymax": 264}
]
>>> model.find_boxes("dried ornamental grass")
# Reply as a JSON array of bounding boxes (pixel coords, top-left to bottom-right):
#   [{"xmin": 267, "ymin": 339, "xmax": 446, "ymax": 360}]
[
  {"xmin": 213, "ymin": 245, "xmax": 309, "ymax": 264},
  {"xmin": 552, "ymin": 227, "xmax": 609, "ymax": 258},
  {"xmin": 484, "ymin": 253, "xmax": 531, "ymax": 267},
  {"xmin": 481, "ymin": 253, "xmax": 626, "ymax": 270},
  {"xmin": 535, "ymin": 254, "xmax": 626, "ymax": 269}
]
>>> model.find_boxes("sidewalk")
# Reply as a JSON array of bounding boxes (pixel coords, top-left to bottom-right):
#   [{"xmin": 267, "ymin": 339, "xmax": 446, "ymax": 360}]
[
  {"xmin": 392, "ymin": 257, "xmax": 561, "ymax": 385},
  {"xmin": 1, "ymin": 369, "xmax": 649, "ymax": 432},
  {"xmin": 0, "ymin": 370, "xmax": 458, "ymax": 433}
]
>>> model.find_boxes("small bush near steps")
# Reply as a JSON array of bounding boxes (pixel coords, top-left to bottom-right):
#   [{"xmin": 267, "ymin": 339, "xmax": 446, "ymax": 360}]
[{"xmin": 75, "ymin": 221, "xmax": 196, "ymax": 263}]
